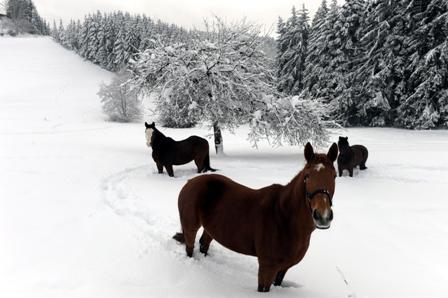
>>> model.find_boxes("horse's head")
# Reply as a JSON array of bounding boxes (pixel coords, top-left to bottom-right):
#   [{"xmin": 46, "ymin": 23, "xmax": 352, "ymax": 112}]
[
  {"xmin": 303, "ymin": 142, "xmax": 338, "ymax": 229},
  {"xmin": 144, "ymin": 121, "xmax": 156, "ymax": 147},
  {"xmin": 338, "ymin": 136, "xmax": 349, "ymax": 150}
]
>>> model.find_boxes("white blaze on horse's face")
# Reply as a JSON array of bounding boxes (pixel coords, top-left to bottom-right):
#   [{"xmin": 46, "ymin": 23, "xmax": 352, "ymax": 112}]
[
  {"xmin": 314, "ymin": 163, "xmax": 325, "ymax": 172},
  {"xmin": 145, "ymin": 128, "xmax": 153, "ymax": 147}
]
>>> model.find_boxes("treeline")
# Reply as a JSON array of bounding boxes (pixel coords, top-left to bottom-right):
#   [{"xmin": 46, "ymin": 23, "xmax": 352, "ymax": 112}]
[
  {"xmin": 52, "ymin": 1, "xmax": 448, "ymax": 129},
  {"xmin": 51, "ymin": 11, "xmax": 190, "ymax": 72},
  {"xmin": 278, "ymin": 0, "xmax": 448, "ymax": 129},
  {"xmin": 2, "ymin": 0, "xmax": 49, "ymax": 35}
]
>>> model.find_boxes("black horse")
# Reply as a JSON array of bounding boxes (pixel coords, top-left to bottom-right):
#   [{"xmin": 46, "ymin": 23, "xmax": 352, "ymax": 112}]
[
  {"xmin": 337, "ymin": 136, "xmax": 368, "ymax": 177},
  {"xmin": 145, "ymin": 122, "xmax": 216, "ymax": 177}
]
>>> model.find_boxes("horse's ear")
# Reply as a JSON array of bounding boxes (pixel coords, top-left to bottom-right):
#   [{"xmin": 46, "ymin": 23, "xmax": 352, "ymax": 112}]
[
  {"xmin": 327, "ymin": 143, "xmax": 338, "ymax": 162},
  {"xmin": 151, "ymin": 122, "xmax": 155, "ymax": 127},
  {"xmin": 304, "ymin": 142, "xmax": 315, "ymax": 163},
  {"xmin": 145, "ymin": 122, "xmax": 150, "ymax": 128}
]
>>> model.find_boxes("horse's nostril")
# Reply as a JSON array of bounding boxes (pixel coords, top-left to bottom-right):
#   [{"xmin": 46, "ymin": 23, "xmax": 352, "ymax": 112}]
[
  {"xmin": 313, "ymin": 210, "xmax": 322, "ymax": 221},
  {"xmin": 328, "ymin": 210, "xmax": 333, "ymax": 221}
]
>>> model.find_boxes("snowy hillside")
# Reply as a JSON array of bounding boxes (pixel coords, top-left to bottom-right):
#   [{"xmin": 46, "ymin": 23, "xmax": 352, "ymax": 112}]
[{"xmin": 1, "ymin": 37, "xmax": 448, "ymax": 298}]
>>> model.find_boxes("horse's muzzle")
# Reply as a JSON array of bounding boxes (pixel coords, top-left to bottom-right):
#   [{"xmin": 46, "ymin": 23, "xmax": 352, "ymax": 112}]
[{"xmin": 313, "ymin": 209, "xmax": 333, "ymax": 229}]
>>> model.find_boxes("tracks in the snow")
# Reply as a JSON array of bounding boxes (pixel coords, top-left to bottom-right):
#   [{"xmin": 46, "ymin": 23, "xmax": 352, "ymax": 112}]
[{"xmin": 100, "ymin": 165, "xmax": 260, "ymax": 287}]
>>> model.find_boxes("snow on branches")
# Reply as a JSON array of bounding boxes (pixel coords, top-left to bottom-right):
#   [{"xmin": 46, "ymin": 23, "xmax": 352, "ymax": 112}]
[
  {"xmin": 130, "ymin": 17, "xmax": 332, "ymax": 152},
  {"xmin": 98, "ymin": 71, "xmax": 142, "ymax": 122},
  {"xmin": 249, "ymin": 94, "xmax": 334, "ymax": 148}
]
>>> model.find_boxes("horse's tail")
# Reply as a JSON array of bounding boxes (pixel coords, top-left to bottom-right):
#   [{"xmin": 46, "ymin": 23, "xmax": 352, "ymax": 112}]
[
  {"xmin": 203, "ymin": 152, "xmax": 217, "ymax": 172},
  {"xmin": 173, "ymin": 232, "xmax": 185, "ymax": 243},
  {"xmin": 360, "ymin": 146, "xmax": 368, "ymax": 170}
]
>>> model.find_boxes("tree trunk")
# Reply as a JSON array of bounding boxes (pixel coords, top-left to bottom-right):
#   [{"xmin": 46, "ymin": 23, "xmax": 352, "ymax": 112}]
[{"xmin": 213, "ymin": 122, "xmax": 224, "ymax": 155}]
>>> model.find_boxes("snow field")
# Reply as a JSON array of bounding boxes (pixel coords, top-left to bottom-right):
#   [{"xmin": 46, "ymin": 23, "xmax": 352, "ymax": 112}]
[{"xmin": 1, "ymin": 37, "xmax": 448, "ymax": 298}]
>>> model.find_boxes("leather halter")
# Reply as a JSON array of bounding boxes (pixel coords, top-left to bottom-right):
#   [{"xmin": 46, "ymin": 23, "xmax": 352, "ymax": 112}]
[{"xmin": 304, "ymin": 174, "xmax": 333, "ymax": 207}]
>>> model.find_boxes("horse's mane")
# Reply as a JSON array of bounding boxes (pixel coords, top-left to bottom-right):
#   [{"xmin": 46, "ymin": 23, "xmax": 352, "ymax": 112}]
[
  {"xmin": 151, "ymin": 128, "xmax": 166, "ymax": 147},
  {"xmin": 153, "ymin": 127, "xmax": 165, "ymax": 137}
]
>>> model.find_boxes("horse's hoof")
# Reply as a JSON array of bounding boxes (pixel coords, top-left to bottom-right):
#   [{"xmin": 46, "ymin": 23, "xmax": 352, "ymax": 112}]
[
  {"xmin": 186, "ymin": 247, "xmax": 194, "ymax": 257},
  {"xmin": 199, "ymin": 245, "xmax": 209, "ymax": 256}
]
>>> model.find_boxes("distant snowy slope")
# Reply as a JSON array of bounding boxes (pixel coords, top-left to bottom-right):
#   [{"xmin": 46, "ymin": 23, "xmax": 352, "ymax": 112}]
[{"xmin": 1, "ymin": 37, "xmax": 448, "ymax": 298}]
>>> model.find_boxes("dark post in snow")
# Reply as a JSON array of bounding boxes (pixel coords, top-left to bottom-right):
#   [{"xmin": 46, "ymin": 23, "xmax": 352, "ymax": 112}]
[{"xmin": 213, "ymin": 122, "xmax": 223, "ymax": 155}]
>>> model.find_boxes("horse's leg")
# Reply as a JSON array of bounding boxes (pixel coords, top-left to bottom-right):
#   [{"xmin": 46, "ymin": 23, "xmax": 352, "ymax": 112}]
[
  {"xmin": 199, "ymin": 231, "xmax": 213, "ymax": 256},
  {"xmin": 349, "ymin": 167, "xmax": 354, "ymax": 177},
  {"xmin": 194, "ymin": 158, "xmax": 202, "ymax": 173},
  {"xmin": 257, "ymin": 263, "xmax": 277, "ymax": 292},
  {"xmin": 360, "ymin": 162, "xmax": 367, "ymax": 170},
  {"xmin": 274, "ymin": 268, "xmax": 289, "ymax": 286},
  {"xmin": 156, "ymin": 162, "xmax": 164, "ymax": 174},
  {"xmin": 338, "ymin": 166, "xmax": 343, "ymax": 177},
  {"xmin": 165, "ymin": 164, "xmax": 174, "ymax": 177},
  {"xmin": 183, "ymin": 228, "xmax": 199, "ymax": 257}
]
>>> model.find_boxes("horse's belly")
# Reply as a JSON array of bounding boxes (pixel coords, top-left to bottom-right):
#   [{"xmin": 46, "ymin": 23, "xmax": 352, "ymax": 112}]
[{"xmin": 203, "ymin": 223, "xmax": 257, "ymax": 256}]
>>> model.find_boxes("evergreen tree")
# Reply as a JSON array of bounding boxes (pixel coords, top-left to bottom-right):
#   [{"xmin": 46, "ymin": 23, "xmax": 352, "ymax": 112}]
[
  {"xmin": 111, "ymin": 25, "xmax": 127, "ymax": 71},
  {"xmin": 277, "ymin": 6, "xmax": 310, "ymax": 95},
  {"xmin": 58, "ymin": 19, "xmax": 68, "ymax": 48},
  {"xmin": 51, "ymin": 20, "xmax": 59, "ymax": 42},
  {"xmin": 52, "ymin": 10, "xmax": 191, "ymax": 72},
  {"xmin": 355, "ymin": 0, "xmax": 408, "ymax": 126},
  {"xmin": 5, "ymin": 0, "xmax": 48, "ymax": 34},
  {"xmin": 304, "ymin": 0, "xmax": 329, "ymax": 98},
  {"xmin": 78, "ymin": 15, "xmax": 91, "ymax": 58},
  {"xmin": 304, "ymin": 0, "xmax": 340, "ymax": 104},
  {"xmin": 94, "ymin": 12, "xmax": 108, "ymax": 67},
  {"xmin": 397, "ymin": 0, "xmax": 448, "ymax": 128},
  {"xmin": 329, "ymin": 0, "xmax": 368, "ymax": 125}
]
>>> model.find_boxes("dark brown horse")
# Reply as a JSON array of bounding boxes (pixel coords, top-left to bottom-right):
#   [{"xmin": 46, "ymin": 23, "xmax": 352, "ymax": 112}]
[
  {"xmin": 173, "ymin": 142, "xmax": 338, "ymax": 292},
  {"xmin": 337, "ymin": 136, "xmax": 368, "ymax": 177},
  {"xmin": 145, "ymin": 122, "xmax": 215, "ymax": 177}
]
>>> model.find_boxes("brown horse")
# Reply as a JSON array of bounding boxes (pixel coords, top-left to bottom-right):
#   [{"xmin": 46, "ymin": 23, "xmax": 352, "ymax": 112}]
[{"xmin": 173, "ymin": 142, "xmax": 338, "ymax": 292}]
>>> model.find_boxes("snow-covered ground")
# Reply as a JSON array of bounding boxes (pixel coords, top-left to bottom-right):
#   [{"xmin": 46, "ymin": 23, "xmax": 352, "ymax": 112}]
[{"xmin": 1, "ymin": 37, "xmax": 448, "ymax": 298}]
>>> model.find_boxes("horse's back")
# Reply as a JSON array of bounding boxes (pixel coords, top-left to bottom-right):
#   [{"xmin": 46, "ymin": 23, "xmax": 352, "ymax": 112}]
[
  {"xmin": 351, "ymin": 144, "xmax": 368, "ymax": 163},
  {"xmin": 179, "ymin": 174, "xmax": 255, "ymax": 209},
  {"xmin": 180, "ymin": 135, "xmax": 209, "ymax": 149},
  {"xmin": 165, "ymin": 136, "xmax": 209, "ymax": 165}
]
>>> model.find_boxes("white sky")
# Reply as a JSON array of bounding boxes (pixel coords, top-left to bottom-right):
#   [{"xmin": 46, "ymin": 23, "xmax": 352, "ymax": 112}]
[{"xmin": 31, "ymin": 0, "xmax": 345, "ymax": 32}]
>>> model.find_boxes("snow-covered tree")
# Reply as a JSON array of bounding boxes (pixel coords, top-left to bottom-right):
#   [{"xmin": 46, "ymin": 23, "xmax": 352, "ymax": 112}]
[
  {"xmin": 329, "ymin": 0, "xmax": 368, "ymax": 125},
  {"xmin": 52, "ymin": 11, "xmax": 191, "ymax": 72},
  {"xmin": 353, "ymin": 0, "xmax": 409, "ymax": 126},
  {"xmin": 5, "ymin": 0, "xmax": 48, "ymax": 34},
  {"xmin": 51, "ymin": 20, "xmax": 59, "ymax": 42},
  {"xmin": 277, "ymin": 6, "xmax": 310, "ymax": 95},
  {"xmin": 304, "ymin": 0, "xmax": 340, "ymax": 104},
  {"xmin": 248, "ymin": 94, "xmax": 334, "ymax": 148},
  {"xmin": 305, "ymin": 0, "xmax": 328, "ymax": 92},
  {"xmin": 131, "ymin": 17, "xmax": 332, "ymax": 153},
  {"xmin": 98, "ymin": 70, "xmax": 142, "ymax": 122},
  {"xmin": 397, "ymin": 0, "xmax": 448, "ymax": 128}
]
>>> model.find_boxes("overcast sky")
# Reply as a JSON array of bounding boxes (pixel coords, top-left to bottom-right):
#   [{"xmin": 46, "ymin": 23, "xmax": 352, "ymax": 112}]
[{"xmin": 31, "ymin": 0, "xmax": 345, "ymax": 32}]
